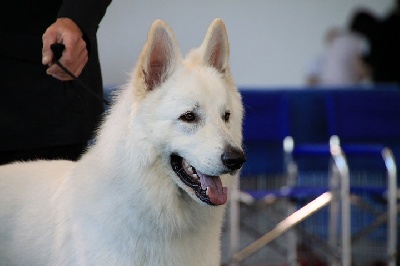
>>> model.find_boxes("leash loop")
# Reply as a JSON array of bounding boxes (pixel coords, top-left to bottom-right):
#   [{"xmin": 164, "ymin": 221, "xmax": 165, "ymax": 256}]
[{"xmin": 50, "ymin": 43, "xmax": 110, "ymax": 106}]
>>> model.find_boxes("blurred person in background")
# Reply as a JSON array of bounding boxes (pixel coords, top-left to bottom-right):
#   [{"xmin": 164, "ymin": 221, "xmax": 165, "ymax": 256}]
[
  {"xmin": 317, "ymin": 8, "xmax": 378, "ymax": 86},
  {"xmin": 368, "ymin": 0, "xmax": 400, "ymax": 85},
  {"xmin": 305, "ymin": 27, "xmax": 342, "ymax": 86}
]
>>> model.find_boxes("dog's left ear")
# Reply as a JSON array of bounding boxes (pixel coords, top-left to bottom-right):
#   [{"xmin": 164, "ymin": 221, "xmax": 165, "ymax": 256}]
[
  {"xmin": 136, "ymin": 20, "xmax": 182, "ymax": 92},
  {"xmin": 201, "ymin": 18, "xmax": 230, "ymax": 73}
]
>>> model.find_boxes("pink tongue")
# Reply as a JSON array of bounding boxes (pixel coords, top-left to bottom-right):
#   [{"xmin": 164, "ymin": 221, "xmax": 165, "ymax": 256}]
[{"xmin": 197, "ymin": 172, "xmax": 228, "ymax": 205}]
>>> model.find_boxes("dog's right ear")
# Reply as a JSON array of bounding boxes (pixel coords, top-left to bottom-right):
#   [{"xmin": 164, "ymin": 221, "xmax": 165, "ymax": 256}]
[{"xmin": 135, "ymin": 20, "xmax": 182, "ymax": 93}]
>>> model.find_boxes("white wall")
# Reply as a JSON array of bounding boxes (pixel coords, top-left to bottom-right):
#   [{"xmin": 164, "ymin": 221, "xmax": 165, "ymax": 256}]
[{"xmin": 97, "ymin": 0, "xmax": 394, "ymax": 88}]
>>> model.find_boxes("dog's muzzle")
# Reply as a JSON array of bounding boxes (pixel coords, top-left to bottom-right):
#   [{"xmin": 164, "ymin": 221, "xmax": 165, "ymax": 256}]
[{"xmin": 170, "ymin": 148, "xmax": 245, "ymax": 206}]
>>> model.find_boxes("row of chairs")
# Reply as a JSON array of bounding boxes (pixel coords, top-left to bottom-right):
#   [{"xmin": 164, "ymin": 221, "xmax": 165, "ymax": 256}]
[{"xmin": 228, "ymin": 89, "xmax": 400, "ymax": 265}]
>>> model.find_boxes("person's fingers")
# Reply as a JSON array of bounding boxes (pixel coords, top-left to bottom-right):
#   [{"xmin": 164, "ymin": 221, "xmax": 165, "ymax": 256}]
[
  {"xmin": 58, "ymin": 42, "xmax": 88, "ymax": 77},
  {"xmin": 46, "ymin": 64, "xmax": 74, "ymax": 81},
  {"xmin": 42, "ymin": 28, "xmax": 59, "ymax": 65}
]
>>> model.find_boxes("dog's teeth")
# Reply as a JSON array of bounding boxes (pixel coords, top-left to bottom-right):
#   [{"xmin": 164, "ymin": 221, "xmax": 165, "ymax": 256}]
[
  {"xmin": 205, "ymin": 187, "xmax": 209, "ymax": 196},
  {"xmin": 183, "ymin": 160, "xmax": 195, "ymax": 174}
]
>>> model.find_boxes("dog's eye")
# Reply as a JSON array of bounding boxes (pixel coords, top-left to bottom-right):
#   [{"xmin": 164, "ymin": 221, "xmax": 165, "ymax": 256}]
[
  {"xmin": 179, "ymin": 111, "xmax": 197, "ymax": 122},
  {"xmin": 223, "ymin": 111, "xmax": 230, "ymax": 123}
]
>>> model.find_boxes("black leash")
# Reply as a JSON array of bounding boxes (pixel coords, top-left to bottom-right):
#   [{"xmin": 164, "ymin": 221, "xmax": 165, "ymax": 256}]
[{"xmin": 50, "ymin": 43, "xmax": 110, "ymax": 106}]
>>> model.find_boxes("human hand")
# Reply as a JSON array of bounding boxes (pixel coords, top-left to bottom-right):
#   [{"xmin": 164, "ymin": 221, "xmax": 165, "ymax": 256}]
[{"xmin": 42, "ymin": 18, "xmax": 88, "ymax": 80}]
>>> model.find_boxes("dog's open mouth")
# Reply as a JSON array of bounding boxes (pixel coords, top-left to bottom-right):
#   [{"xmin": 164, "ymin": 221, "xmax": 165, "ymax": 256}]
[{"xmin": 171, "ymin": 155, "xmax": 228, "ymax": 206}]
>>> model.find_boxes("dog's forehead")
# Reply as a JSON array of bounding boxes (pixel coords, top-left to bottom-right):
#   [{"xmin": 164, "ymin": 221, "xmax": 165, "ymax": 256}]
[{"xmin": 177, "ymin": 70, "xmax": 230, "ymax": 108}]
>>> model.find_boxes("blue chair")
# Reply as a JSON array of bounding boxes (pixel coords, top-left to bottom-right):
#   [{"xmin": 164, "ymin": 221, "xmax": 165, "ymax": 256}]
[
  {"xmin": 239, "ymin": 90, "xmax": 289, "ymax": 177},
  {"xmin": 229, "ymin": 91, "xmax": 290, "ymax": 263},
  {"xmin": 230, "ymin": 135, "xmax": 351, "ymax": 266},
  {"xmin": 229, "ymin": 90, "xmax": 351, "ymax": 266},
  {"xmin": 326, "ymin": 90, "xmax": 400, "ymax": 266}
]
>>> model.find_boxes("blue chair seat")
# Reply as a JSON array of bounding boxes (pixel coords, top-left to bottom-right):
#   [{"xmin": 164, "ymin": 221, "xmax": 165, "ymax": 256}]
[{"xmin": 244, "ymin": 187, "xmax": 329, "ymax": 201}]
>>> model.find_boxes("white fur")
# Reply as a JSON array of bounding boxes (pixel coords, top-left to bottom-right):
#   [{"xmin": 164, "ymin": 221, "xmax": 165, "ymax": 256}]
[{"xmin": 0, "ymin": 19, "xmax": 243, "ymax": 266}]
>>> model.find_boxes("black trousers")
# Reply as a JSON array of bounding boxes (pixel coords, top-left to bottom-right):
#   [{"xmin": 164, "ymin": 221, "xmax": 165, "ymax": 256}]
[{"xmin": 0, "ymin": 143, "xmax": 87, "ymax": 165}]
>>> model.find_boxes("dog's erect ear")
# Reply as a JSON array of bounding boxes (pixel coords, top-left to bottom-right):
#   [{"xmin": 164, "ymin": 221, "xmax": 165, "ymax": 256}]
[
  {"xmin": 201, "ymin": 18, "xmax": 230, "ymax": 73},
  {"xmin": 137, "ymin": 20, "xmax": 181, "ymax": 91}
]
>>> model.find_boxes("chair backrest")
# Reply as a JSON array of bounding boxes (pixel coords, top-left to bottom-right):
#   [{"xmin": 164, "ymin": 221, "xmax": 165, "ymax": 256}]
[
  {"xmin": 325, "ymin": 90, "xmax": 400, "ymax": 186},
  {"xmin": 326, "ymin": 90, "xmax": 400, "ymax": 144},
  {"xmin": 240, "ymin": 90, "xmax": 289, "ymax": 176},
  {"xmin": 241, "ymin": 90, "xmax": 289, "ymax": 142}
]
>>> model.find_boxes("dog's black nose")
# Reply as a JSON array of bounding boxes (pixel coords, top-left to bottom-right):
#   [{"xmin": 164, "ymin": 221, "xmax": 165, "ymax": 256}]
[{"xmin": 221, "ymin": 146, "xmax": 246, "ymax": 170}]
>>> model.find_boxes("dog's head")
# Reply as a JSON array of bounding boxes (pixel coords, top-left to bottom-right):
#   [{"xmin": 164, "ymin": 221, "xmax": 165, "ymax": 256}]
[{"xmin": 131, "ymin": 19, "xmax": 245, "ymax": 206}]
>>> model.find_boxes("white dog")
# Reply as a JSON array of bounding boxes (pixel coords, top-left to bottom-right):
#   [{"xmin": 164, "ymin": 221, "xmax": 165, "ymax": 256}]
[{"xmin": 0, "ymin": 19, "xmax": 245, "ymax": 265}]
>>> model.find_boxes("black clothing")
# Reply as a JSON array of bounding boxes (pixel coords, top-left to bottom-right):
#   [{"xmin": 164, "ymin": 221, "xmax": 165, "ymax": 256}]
[
  {"xmin": 0, "ymin": 0, "xmax": 112, "ymax": 160},
  {"xmin": 0, "ymin": 143, "xmax": 87, "ymax": 165},
  {"xmin": 369, "ymin": 13, "xmax": 400, "ymax": 84}
]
